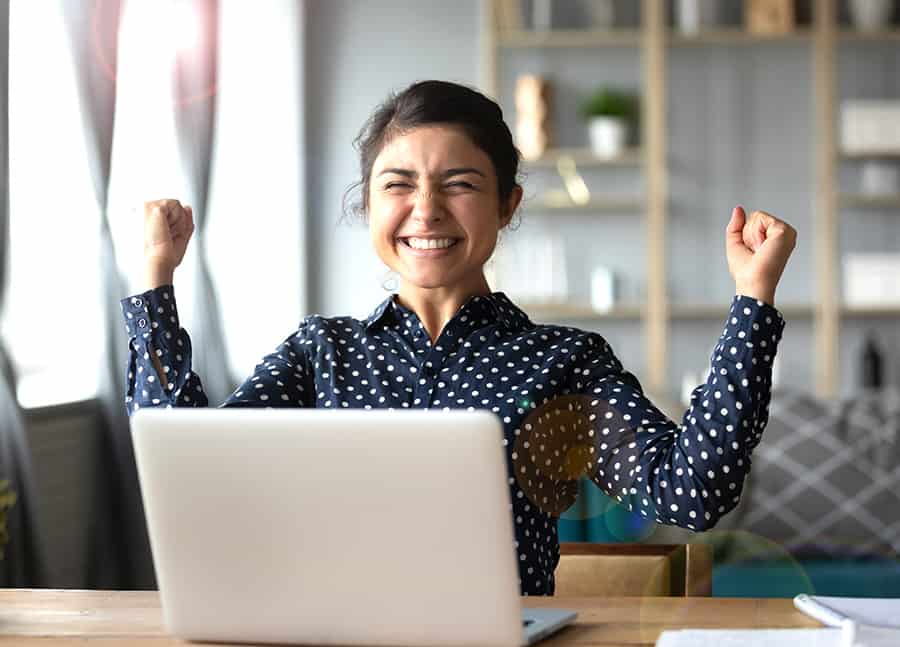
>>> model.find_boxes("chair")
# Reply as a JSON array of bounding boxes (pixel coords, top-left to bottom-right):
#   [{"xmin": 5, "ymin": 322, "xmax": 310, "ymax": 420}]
[{"xmin": 554, "ymin": 543, "xmax": 713, "ymax": 597}]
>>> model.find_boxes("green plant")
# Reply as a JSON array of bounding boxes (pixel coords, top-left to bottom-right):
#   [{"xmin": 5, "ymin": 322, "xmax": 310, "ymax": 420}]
[
  {"xmin": 0, "ymin": 480, "xmax": 16, "ymax": 560},
  {"xmin": 580, "ymin": 88, "xmax": 637, "ymax": 121}
]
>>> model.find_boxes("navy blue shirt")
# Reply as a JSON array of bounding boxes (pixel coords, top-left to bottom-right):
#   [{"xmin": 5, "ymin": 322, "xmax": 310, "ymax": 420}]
[{"xmin": 121, "ymin": 286, "xmax": 785, "ymax": 595}]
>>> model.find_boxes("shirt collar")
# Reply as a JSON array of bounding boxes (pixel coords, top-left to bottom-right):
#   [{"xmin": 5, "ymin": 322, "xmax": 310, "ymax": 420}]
[{"xmin": 363, "ymin": 292, "xmax": 529, "ymax": 333}]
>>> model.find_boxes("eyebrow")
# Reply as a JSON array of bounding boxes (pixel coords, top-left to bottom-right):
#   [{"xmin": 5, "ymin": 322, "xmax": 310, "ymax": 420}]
[{"xmin": 376, "ymin": 167, "xmax": 486, "ymax": 179}]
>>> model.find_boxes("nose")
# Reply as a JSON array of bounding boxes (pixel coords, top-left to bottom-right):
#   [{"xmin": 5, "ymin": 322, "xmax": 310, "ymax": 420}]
[{"xmin": 411, "ymin": 188, "xmax": 444, "ymax": 224}]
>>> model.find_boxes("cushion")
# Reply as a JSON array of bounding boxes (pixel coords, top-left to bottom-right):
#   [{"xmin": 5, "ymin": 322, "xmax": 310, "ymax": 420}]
[{"xmin": 721, "ymin": 387, "xmax": 900, "ymax": 559}]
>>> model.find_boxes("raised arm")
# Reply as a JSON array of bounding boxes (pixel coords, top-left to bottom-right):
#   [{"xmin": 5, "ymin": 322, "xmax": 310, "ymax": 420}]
[{"xmin": 515, "ymin": 205, "xmax": 796, "ymax": 529}]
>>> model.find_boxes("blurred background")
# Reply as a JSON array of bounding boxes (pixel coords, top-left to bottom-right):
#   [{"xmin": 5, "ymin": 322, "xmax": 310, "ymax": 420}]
[{"xmin": 0, "ymin": 0, "xmax": 898, "ymax": 598}]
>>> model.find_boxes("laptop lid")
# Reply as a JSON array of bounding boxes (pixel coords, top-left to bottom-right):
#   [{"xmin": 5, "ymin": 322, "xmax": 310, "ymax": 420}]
[{"xmin": 131, "ymin": 408, "xmax": 531, "ymax": 646}]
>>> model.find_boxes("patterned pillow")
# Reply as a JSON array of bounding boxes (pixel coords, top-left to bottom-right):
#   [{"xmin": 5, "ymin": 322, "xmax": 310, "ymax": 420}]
[{"xmin": 721, "ymin": 387, "xmax": 900, "ymax": 559}]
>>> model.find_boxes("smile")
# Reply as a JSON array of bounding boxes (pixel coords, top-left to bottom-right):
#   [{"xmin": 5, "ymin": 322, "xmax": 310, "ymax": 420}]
[{"xmin": 398, "ymin": 237, "xmax": 461, "ymax": 251}]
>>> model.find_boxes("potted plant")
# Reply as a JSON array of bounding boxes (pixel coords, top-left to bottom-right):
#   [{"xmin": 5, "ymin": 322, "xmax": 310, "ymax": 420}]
[
  {"xmin": 0, "ymin": 480, "xmax": 16, "ymax": 560},
  {"xmin": 580, "ymin": 88, "xmax": 636, "ymax": 158},
  {"xmin": 849, "ymin": 0, "xmax": 894, "ymax": 31}
]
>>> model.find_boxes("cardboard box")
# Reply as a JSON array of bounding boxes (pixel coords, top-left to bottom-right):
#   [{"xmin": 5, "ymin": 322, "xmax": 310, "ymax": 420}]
[{"xmin": 841, "ymin": 101, "xmax": 900, "ymax": 154}]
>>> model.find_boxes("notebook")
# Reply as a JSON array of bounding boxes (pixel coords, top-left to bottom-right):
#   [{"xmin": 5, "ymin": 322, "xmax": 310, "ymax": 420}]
[
  {"xmin": 793, "ymin": 595, "xmax": 900, "ymax": 629},
  {"xmin": 656, "ymin": 626, "xmax": 900, "ymax": 647}
]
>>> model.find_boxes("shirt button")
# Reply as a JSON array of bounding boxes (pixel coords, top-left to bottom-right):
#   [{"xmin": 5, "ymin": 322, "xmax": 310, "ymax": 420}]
[
  {"xmin": 132, "ymin": 297, "xmax": 143, "ymax": 308},
  {"xmin": 137, "ymin": 318, "xmax": 147, "ymax": 329}
]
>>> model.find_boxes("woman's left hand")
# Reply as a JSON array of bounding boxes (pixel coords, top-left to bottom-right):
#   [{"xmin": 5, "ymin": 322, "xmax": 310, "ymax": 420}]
[{"xmin": 725, "ymin": 206, "xmax": 797, "ymax": 306}]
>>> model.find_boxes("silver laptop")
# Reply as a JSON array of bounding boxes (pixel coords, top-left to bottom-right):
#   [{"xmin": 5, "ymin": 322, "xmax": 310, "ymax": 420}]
[{"xmin": 130, "ymin": 408, "xmax": 576, "ymax": 646}]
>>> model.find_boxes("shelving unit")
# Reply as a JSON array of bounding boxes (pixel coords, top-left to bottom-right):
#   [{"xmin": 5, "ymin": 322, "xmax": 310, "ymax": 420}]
[
  {"xmin": 482, "ymin": 0, "xmax": 900, "ymax": 400},
  {"xmin": 528, "ymin": 196, "xmax": 644, "ymax": 212},
  {"xmin": 838, "ymin": 194, "xmax": 900, "ymax": 209},
  {"xmin": 522, "ymin": 146, "xmax": 643, "ymax": 167}
]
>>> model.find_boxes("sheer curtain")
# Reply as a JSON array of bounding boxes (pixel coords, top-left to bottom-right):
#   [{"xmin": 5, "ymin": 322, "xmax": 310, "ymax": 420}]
[
  {"xmin": 173, "ymin": 0, "xmax": 235, "ymax": 407},
  {"xmin": 59, "ymin": 0, "xmax": 156, "ymax": 589},
  {"xmin": 0, "ymin": 1, "xmax": 47, "ymax": 587},
  {"xmin": 2, "ymin": 0, "xmax": 308, "ymax": 587},
  {"xmin": 108, "ymin": 0, "xmax": 235, "ymax": 407}
]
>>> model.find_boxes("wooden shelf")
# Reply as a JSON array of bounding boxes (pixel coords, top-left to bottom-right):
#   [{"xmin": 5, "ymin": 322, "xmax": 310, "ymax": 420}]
[
  {"xmin": 483, "ymin": 0, "xmax": 900, "ymax": 399},
  {"xmin": 839, "ymin": 194, "xmax": 900, "ymax": 209},
  {"xmin": 497, "ymin": 28, "xmax": 641, "ymax": 48},
  {"xmin": 669, "ymin": 27, "xmax": 813, "ymax": 46},
  {"xmin": 498, "ymin": 27, "xmax": 824, "ymax": 48},
  {"xmin": 528, "ymin": 196, "xmax": 643, "ymax": 212},
  {"xmin": 838, "ymin": 29, "xmax": 900, "ymax": 43},
  {"xmin": 523, "ymin": 147, "xmax": 643, "ymax": 167},
  {"xmin": 671, "ymin": 303, "xmax": 814, "ymax": 319},
  {"xmin": 520, "ymin": 302, "xmax": 819, "ymax": 322},
  {"xmin": 519, "ymin": 302, "xmax": 643, "ymax": 321},
  {"xmin": 840, "ymin": 150, "xmax": 900, "ymax": 160},
  {"xmin": 841, "ymin": 304, "xmax": 900, "ymax": 317}
]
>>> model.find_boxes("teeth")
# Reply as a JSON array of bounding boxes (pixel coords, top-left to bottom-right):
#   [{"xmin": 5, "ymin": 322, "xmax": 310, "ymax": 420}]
[{"xmin": 406, "ymin": 237, "xmax": 456, "ymax": 250}]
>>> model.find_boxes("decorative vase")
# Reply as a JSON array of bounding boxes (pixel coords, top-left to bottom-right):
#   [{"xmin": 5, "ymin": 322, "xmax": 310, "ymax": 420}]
[
  {"xmin": 849, "ymin": 0, "xmax": 894, "ymax": 31},
  {"xmin": 585, "ymin": 0, "xmax": 615, "ymax": 29},
  {"xmin": 587, "ymin": 116, "xmax": 627, "ymax": 158},
  {"xmin": 676, "ymin": 0, "xmax": 719, "ymax": 35},
  {"xmin": 860, "ymin": 161, "xmax": 900, "ymax": 196},
  {"xmin": 745, "ymin": 0, "xmax": 795, "ymax": 35}
]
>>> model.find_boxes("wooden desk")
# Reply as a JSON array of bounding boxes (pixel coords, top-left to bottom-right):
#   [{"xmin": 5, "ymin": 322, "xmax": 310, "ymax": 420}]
[{"xmin": 0, "ymin": 589, "xmax": 822, "ymax": 646}]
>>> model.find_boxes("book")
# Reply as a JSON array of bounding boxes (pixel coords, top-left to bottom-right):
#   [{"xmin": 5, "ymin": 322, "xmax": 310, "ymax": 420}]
[
  {"xmin": 657, "ymin": 626, "xmax": 900, "ymax": 647},
  {"xmin": 794, "ymin": 595, "xmax": 900, "ymax": 630}
]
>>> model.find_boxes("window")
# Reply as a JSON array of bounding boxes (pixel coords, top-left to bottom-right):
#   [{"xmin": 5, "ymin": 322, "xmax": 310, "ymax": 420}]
[{"xmin": 4, "ymin": 4, "xmax": 103, "ymax": 408}]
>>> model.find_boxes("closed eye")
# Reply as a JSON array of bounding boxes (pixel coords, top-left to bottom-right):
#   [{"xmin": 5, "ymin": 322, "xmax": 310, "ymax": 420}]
[
  {"xmin": 383, "ymin": 182, "xmax": 414, "ymax": 190},
  {"xmin": 445, "ymin": 181, "xmax": 477, "ymax": 191}
]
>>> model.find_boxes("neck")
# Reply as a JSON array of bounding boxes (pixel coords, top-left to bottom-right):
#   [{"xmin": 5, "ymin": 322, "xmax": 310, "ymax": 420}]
[{"xmin": 396, "ymin": 274, "xmax": 492, "ymax": 343}]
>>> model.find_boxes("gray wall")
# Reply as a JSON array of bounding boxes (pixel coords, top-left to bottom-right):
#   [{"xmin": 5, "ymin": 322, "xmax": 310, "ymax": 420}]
[
  {"xmin": 304, "ymin": 1, "xmax": 900, "ymax": 402},
  {"xmin": 305, "ymin": 0, "xmax": 481, "ymax": 319}
]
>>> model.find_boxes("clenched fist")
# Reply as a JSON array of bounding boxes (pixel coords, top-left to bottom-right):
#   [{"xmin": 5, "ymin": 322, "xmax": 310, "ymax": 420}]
[
  {"xmin": 143, "ymin": 199, "xmax": 194, "ymax": 290},
  {"xmin": 726, "ymin": 206, "xmax": 797, "ymax": 307}
]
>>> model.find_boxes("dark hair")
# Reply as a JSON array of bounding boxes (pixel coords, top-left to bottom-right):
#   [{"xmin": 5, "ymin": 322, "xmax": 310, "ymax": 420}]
[{"xmin": 343, "ymin": 80, "xmax": 522, "ymax": 222}]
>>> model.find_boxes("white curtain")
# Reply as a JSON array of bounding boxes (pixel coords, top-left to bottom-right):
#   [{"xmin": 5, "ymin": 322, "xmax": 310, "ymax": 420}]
[
  {"xmin": 207, "ymin": 0, "xmax": 306, "ymax": 374},
  {"xmin": 0, "ymin": 1, "xmax": 47, "ymax": 587},
  {"xmin": 3, "ymin": 0, "xmax": 307, "ymax": 587},
  {"xmin": 109, "ymin": 0, "xmax": 308, "ymax": 405},
  {"xmin": 59, "ymin": 0, "xmax": 157, "ymax": 589}
]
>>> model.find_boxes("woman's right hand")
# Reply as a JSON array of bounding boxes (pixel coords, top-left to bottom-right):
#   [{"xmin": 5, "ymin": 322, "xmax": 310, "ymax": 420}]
[{"xmin": 143, "ymin": 199, "xmax": 195, "ymax": 290}]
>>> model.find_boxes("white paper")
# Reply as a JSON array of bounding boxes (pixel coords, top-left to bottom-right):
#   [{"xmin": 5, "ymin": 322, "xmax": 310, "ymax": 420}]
[
  {"xmin": 655, "ymin": 628, "xmax": 842, "ymax": 647},
  {"xmin": 794, "ymin": 595, "xmax": 900, "ymax": 629},
  {"xmin": 657, "ymin": 625, "xmax": 900, "ymax": 647}
]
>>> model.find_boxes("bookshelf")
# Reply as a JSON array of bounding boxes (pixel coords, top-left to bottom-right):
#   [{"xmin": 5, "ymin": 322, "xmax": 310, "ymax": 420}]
[{"xmin": 482, "ymin": 0, "xmax": 900, "ymax": 400}]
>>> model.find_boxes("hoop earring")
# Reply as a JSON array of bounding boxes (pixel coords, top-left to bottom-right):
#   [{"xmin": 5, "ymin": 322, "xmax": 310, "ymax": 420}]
[{"xmin": 381, "ymin": 270, "xmax": 399, "ymax": 292}]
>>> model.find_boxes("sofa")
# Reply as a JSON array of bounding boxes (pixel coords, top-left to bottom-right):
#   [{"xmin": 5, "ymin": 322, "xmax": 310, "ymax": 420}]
[{"xmin": 557, "ymin": 387, "xmax": 900, "ymax": 597}]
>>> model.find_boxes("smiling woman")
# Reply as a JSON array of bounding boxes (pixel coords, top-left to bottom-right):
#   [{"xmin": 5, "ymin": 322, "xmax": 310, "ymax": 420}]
[
  {"xmin": 121, "ymin": 80, "xmax": 797, "ymax": 596},
  {"xmin": 367, "ymin": 124, "xmax": 521, "ymax": 339}
]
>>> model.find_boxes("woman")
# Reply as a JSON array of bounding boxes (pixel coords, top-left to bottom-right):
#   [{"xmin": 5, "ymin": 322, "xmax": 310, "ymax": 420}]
[{"xmin": 122, "ymin": 80, "xmax": 797, "ymax": 595}]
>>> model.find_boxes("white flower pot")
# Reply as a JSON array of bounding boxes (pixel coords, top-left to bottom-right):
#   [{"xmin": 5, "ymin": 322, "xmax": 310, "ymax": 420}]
[
  {"xmin": 585, "ymin": 0, "xmax": 615, "ymax": 29},
  {"xmin": 676, "ymin": 0, "xmax": 719, "ymax": 35},
  {"xmin": 587, "ymin": 117, "xmax": 628, "ymax": 158},
  {"xmin": 860, "ymin": 161, "xmax": 900, "ymax": 196},
  {"xmin": 849, "ymin": 0, "xmax": 894, "ymax": 31}
]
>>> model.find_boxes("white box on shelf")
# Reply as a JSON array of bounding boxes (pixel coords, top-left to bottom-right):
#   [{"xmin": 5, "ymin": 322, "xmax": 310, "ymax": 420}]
[
  {"xmin": 860, "ymin": 160, "xmax": 900, "ymax": 195},
  {"xmin": 841, "ymin": 101, "xmax": 900, "ymax": 154},
  {"xmin": 489, "ymin": 231, "xmax": 567, "ymax": 304},
  {"xmin": 590, "ymin": 266, "xmax": 615, "ymax": 312},
  {"xmin": 843, "ymin": 253, "xmax": 900, "ymax": 305}
]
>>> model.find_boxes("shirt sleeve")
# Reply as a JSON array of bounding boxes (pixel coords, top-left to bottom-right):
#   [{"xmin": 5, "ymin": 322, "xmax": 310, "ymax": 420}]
[
  {"xmin": 121, "ymin": 286, "xmax": 317, "ymax": 414},
  {"xmin": 220, "ymin": 321, "xmax": 316, "ymax": 409},
  {"xmin": 552, "ymin": 295, "xmax": 785, "ymax": 531},
  {"xmin": 120, "ymin": 285, "xmax": 209, "ymax": 414}
]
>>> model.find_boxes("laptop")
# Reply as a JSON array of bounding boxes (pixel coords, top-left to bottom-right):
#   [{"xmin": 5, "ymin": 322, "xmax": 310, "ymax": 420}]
[{"xmin": 130, "ymin": 408, "xmax": 577, "ymax": 646}]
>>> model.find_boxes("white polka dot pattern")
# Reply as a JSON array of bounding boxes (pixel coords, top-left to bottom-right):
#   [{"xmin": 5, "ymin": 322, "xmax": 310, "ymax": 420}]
[{"xmin": 120, "ymin": 286, "xmax": 785, "ymax": 595}]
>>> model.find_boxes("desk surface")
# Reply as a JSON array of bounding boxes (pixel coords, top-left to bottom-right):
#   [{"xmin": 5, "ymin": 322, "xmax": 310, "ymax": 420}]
[{"xmin": 0, "ymin": 589, "xmax": 822, "ymax": 646}]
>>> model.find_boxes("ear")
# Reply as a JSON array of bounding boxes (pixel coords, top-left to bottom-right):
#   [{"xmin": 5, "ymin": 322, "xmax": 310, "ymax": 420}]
[{"xmin": 499, "ymin": 185, "xmax": 523, "ymax": 229}]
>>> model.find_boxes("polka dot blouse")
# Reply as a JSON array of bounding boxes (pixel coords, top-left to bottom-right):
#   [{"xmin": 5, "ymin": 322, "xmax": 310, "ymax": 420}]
[{"xmin": 121, "ymin": 286, "xmax": 785, "ymax": 596}]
